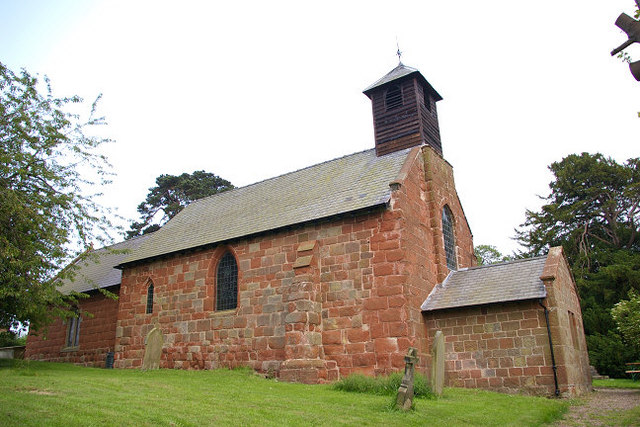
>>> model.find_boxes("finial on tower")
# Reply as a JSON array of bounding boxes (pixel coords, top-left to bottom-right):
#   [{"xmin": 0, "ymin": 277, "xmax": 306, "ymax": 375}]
[{"xmin": 396, "ymin": 39, "xmax": 403, "ymax": 65}]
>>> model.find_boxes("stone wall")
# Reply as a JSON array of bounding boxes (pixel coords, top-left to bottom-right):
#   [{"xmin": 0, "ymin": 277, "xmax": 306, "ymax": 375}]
[
  {"xmin": 540, "ymin": 247, "xmax": 592, "ymax": 396},
  {"xmin": 423, "ymin": 300, "xmax": 557, "ymax": 395},
  {"xmin": 115, "ymin": 146, "xmax": 475, "ymax": 381},
  {"xmin": 408, "ymin": 146, "xmax": 475, "ymax": 370},
  {"xmin": 116, "ymin": 204, "xmax": 412, "ymax": 378},
  {"xmin": 25, "ymin": 287, "xmax": 119, "ymax": 367},
  {"xmin": 422, "ymin": 147, "xmax": 475, "ymax": 283}
]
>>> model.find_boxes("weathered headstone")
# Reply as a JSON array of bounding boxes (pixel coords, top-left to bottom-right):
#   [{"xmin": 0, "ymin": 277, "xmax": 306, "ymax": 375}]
[
  {"xmin": 395, "ymin": 347, "xmax": 418, "ymax": 410},
  {"xmin": 430, "ymin": 330, "xmax": 445, "ymax": 396},
  {"xmin": 141, "ymin": 326, "xmax": 163, "ymax": 370}
]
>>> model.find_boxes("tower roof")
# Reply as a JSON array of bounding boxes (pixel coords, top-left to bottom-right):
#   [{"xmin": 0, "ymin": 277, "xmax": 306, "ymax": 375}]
[{"xmin": 363, "ymin": 63, "xmax": 442, "ymax": 101}]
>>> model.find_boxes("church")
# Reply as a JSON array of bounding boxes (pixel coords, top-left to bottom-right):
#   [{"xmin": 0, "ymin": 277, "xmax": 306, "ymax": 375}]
[{"xmin": 25, "ymin": 63, "xmax": 592, "ymax": 396}]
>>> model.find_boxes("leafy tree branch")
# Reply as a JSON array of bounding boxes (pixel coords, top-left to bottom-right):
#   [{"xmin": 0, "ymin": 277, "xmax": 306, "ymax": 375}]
[{"xmin": 0, "ymin": 62, "xmax": 114, "ymax": 331}]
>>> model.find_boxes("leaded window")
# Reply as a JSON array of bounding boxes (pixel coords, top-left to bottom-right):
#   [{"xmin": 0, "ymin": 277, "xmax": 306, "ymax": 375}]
[
  {"xmin": 385, "ymin": 84, "xmax": 402, "ymax": 111},
  {"xmin": 146, "ymin": 282, "xmax": 154, "ymax": 314},
  {"xmin": 216, "ymin": 251, "xmax": 238, "ymax": 311},
  {"xmin": 442, "ymin": 205, "xmax": 457, "ymax": 271},
  {"xmin": 66, "ymin": 316, "xmax": 81, "ymax": 348}
]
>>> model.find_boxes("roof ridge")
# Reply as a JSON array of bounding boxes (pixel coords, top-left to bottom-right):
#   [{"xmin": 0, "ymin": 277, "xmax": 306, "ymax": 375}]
[
  {"xmin": 88, "ymin": 233, "xmax": 152, "ymax": 253},
  {"xmin": 460, "ymin": 255, "xmax": 547, "ymax": 272}
]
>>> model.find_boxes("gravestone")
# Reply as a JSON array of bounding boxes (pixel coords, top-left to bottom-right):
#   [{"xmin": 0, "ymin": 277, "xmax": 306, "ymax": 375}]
[
  {"xmin": 430, "ymin": 330, "xmax": 445, "ymax": 396},
  {"xmin": 141, "ymin": 326, "xmax": 163, "ymax": 370},
  {"xmin": 395, "ymin": 347, "xmax": 418, "ymax": 410}
]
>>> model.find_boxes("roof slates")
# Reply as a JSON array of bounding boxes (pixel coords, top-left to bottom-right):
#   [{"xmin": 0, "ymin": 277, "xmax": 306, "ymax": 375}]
[
  {"xmin": 421, "ymin": 257, "xmax": 548, "ymax": 311},
  {"xmin": 58, "ymin": 234, "xmax": 152, "ymax": 294},
  {"xmin": 122, "ymin": 148, "xmax": 411, "ymax": 265}
]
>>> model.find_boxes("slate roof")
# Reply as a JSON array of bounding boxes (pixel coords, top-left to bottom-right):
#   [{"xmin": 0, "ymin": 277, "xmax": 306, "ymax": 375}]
[
  {"xmin": 120, "ymin": 147, "xmax": 413, "ymax": 266},
  {"xmin": 57, "ymin": 234, "xmax": 152, "ymax": 294},
  {"xmin": 421, "ymin": 256, "xmax": 548, "ymax": 311},
  {"xmin": 363, "ymin": 63, "xmax": 443, "ymax": 101}
]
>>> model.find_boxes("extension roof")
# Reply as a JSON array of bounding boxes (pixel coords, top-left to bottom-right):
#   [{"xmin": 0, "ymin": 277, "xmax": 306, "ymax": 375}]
[
  {"xmin": 120, "ymin": 147, "xmax": 413, "ymax": 266},
  {"xmin": 57, "ymin": 234, "xmax": 152, "ymax": 294},
  {"xmin": 421, "ymin": 256, "xmax": 548, "ymax": 311}
]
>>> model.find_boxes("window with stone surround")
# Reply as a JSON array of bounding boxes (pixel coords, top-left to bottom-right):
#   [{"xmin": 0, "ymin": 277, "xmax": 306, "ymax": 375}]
[
  {"xmin": 216, "ymin": 251, "xmax": 238, "ymax": 311},
  {"xmin": 65, "ymin": 315, "xmax": 81, "ymax": 348},
  {"xmin": 146, "ymin": 282, "xmax": 154, "ymax": 314},
  {"xmin": 442, "ymin": 205, "xmax": 457, "ymax": 271},
  {"xmin": 569, "ymin": 310, "xmax": 580, "ymax": 349}
]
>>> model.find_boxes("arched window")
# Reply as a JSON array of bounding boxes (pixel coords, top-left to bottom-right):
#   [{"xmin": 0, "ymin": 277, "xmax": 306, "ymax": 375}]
[
  {"xmin": 216, "ymin": 251, "xmax": 238, "ymax": 311},
  {"xmin": 65, "ymin": 313, "xmax": 81, "ymax": 348},
  {"xmin": 442, "ymin": 205, "xmax": 457, "ymax": 271},
  {"xmin": 385, "ymin": 84, "xmax": 402, "ymax": 111},
  {"xmin": 146, "ymin": 282, "xmax": 154, "ymax": 314}
]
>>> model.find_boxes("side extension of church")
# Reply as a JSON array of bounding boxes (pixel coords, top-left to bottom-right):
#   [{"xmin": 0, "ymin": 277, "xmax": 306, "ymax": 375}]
[{"xmin": 25, "ymin": 64, "xmax": 592, "ymax": 396}]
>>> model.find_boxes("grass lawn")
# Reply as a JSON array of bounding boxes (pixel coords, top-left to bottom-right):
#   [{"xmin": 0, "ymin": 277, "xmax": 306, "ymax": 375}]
[
  {"xmin": 592, "ymin": 378, "xmax": 640, "ymax": 389},
  {"xmin": 596, "ymin": 405, "xmax": 640, "ymax": 426},
  {"xmin": 0, "ymin": 360, "xmax": 567, "ymax": 426}
]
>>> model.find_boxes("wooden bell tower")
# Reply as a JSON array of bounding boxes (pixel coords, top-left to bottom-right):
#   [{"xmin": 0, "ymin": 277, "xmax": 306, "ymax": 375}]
[{"xmin": 363, "ymin": 64, "xmax": 443, "ymax": 157}]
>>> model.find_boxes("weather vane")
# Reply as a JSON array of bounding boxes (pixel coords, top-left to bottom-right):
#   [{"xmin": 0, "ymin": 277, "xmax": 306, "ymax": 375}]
[{"xmin": 396, "ymin": 39, "xmax": 403, "ymax": 65}]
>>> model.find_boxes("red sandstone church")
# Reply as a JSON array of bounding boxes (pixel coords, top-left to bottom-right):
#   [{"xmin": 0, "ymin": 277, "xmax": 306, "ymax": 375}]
[{"xmin": 26, "ymin": 64, "xmax": 592, "ymax": 396}]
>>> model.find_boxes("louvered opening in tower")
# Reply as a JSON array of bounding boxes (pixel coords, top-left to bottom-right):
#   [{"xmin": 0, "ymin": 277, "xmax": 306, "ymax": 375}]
[
  {"xmin": 385, "ymin": 85, "xmax": 402, "ymax": 111},
  {"xmin": 422, "ymin": 85, "xmax": 431, "ymax": 111}
]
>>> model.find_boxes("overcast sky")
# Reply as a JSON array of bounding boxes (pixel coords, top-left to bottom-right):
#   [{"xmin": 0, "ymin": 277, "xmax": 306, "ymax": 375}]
[{"xmin": 2, "ymin": 1, "xmax": 639, "ymax": 255}]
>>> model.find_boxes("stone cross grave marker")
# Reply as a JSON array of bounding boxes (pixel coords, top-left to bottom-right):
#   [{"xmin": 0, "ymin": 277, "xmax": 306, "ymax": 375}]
[
  {"xmin": 141, "ymin": 325, "xmax": 163, "ymax": 370},
  {"xmin": 395, "ymin": 347, "xmax": 418, "ymax": 410},
  {"xmin": 431, "ymin": 330, "xmax": 445, "ymax": 396}
]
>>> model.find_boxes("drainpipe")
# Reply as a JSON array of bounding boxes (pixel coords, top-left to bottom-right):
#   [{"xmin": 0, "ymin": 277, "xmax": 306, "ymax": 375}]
[{"xmin": 539, "ymin": 299, "xmax": 560, "ymax": 397}]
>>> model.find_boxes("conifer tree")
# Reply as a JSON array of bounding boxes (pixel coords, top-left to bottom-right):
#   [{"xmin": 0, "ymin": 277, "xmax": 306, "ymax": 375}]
[
  {"xmin": 517, "ymin": 152, "xmax": 640, "ymax": 376},
  {"xmin": 127, "ymin": 171, "xmax": 233, "ymax": 238}
]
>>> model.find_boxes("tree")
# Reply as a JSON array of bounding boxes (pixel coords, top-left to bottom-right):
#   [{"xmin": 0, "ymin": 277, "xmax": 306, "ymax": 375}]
[
  {"xmin": 127, "ymin": 171, "xmax": 233, "ymax": 238},
  {"xmin": 0, "ymin": 330, "xmax": 26, "ymax": 347},
  {"xmin": 517, "ymin": 153, "xmax": 639, "ymax": 264},
  {"xmin": 516, "ymin": 152, "xmax": 640, "ymax": 376},
  {"xmin": 474, "ymin": 244, "xmax": 512, "ymax": 265},
  {"xmin": 612, "ymin": 291, "xmax": 640, "ymax": 355},
  {"xmin": 0, "ymin": 62, "xmax": 113, "ymax": 331}
]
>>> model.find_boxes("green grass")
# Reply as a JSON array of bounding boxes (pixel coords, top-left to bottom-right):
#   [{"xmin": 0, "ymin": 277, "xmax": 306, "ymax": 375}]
[
  {"xmin": 593, "ymin": 378, "xmax": 640, "ymax": 389},
  {"xmin": 589, "ymin": 379, "xmax": 640, "ymax": 426},
  {"xmin": 333, "ymin": 372, "xmax": 433, "ymax": 398},
  {"xmin": 594, "ymin": 405, "xmax": 640, "ymax": 426},
  {"xmin": 0, "ymin": 360, "xmax": 568, "ymax": 426}
]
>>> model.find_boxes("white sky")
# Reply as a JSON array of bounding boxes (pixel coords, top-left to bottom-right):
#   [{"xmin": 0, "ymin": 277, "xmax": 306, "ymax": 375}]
[{"xmin": 2, "ymin": 0, "xmax": 639, "ymax": 256}]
